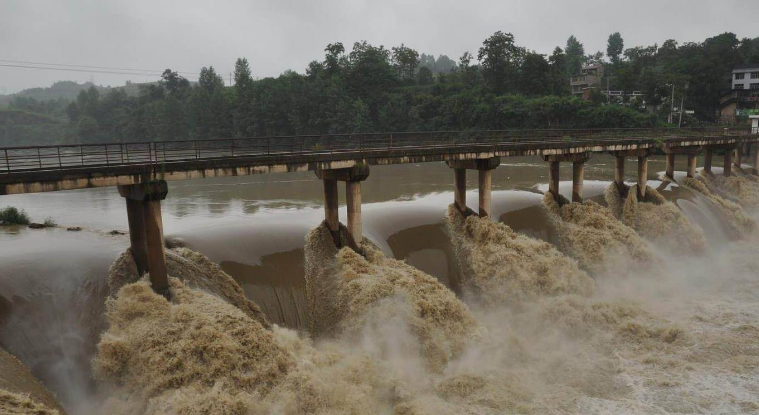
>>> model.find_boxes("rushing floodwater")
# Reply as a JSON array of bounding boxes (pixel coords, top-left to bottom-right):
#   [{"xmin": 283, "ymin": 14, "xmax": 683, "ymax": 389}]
[{"xmin": 1, "ymin": 154, "xmax": 758, "ymax": 414}]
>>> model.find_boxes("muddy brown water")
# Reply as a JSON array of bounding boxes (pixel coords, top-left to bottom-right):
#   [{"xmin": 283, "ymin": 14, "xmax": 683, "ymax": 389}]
[{"xmin": 0, "ymin": 154, "xmax": 752, "ymax": 414}]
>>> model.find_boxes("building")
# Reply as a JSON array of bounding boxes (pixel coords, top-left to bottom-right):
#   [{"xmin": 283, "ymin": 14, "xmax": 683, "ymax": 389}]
[
  {"xmin": 731, "ymin": 63, "xmax": 759, "ymax": 90},
  {"xmin": 570, "ymin": 64, "xmax": 604, "ymax": 97},
  {"xmin": 719, "ymin": 64, "xmax": 759, "ymax": 121}
]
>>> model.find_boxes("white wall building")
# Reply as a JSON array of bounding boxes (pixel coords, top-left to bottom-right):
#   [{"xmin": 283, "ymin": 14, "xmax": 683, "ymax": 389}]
[{"xmin": 732, "ymin": 64, "xmax": 759, "ymax": 90}]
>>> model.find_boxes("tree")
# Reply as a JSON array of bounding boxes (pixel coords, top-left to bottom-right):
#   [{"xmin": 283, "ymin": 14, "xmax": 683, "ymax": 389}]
[
  {"xmin": 607, "ymin": 32, "xmax": 624, "ymax": 64},
  {"xmin": 198, "ymin": 66, "xmax": 225, "ymax": 95},
  {"xmin": 324, "ymin": 42, "xmax": 345, "ymax": 74},
  {"xmin": 435, "ymin": 55, "xmax": 457, "ymax": 73},
  {"xmin": 419, "ymin": 53, "xmax": 436, "ymax": 71},
  {"xmin": 76, "ymin": 116, "xmax": 99, "ymax": 142},
  {"xmin": 417, "ymin": 66, "xmax": 434, "ymax": 85},
  {"xmin": 459, "ymin": 51, "xmax": 473, "ymax": 69},
  {"xmin": 345, "ymin": 41, "xmax": 395, "ymax": 105},
  {"xmin": 547, "ymin": 47, "xmax": 569, "ymax": 95},
  {"xmin": 519, "ymin": 53, "xmax": 549, "ymax": 95},
  {"xmin": 478, "ymin": 31, "xmax": 525, "ymax": 94},
  {"xmin": 233, "ymin": 58, "xmax": 255, "ymax": 136},
  {"xmin": 565, "ymin": 35, "xmax": 585, "ymax": 75},
  {"xmin": 160, "ymin": 69, "xmax": 190, "ymax": 96},
  {"xmin": 392, "ymin": 44, "xmax": 420, "ymax": 80},
  {"xmin": 585, "ymin": 51, "xmax": 605, "ymax": 66}
]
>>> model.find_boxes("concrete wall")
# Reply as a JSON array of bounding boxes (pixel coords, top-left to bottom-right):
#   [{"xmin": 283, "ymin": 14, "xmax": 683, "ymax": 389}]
[{"xmin": 732, "ymin": 67, "xmax": 759, "ymax": 90}]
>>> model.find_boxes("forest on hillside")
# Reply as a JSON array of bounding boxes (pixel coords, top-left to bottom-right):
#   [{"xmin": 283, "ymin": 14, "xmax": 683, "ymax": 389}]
[{"xmin": 1, "ymin": 31, "xmax": 758, "ymax": 146}]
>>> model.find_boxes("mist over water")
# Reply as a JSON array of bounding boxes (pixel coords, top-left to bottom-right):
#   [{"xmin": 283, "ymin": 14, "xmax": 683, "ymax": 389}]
[{"xmin": 1, "ymin": 156, "xmax": 759, "ymax": 414}]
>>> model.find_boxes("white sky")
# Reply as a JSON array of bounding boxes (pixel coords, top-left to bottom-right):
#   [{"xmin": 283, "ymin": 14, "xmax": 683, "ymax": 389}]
[{"xmin": 1, "ymin": 0, "xmax": 757, "ymax": 94}]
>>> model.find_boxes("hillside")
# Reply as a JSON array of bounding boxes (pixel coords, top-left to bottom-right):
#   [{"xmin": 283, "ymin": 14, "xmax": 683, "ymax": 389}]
[
  {"xmin": 0, "ymin": 109, "xmax": 67, "ymax": 147},
  {"xmin": 0, "ymin": 80, "xmax": 146, "ymax": 108}
]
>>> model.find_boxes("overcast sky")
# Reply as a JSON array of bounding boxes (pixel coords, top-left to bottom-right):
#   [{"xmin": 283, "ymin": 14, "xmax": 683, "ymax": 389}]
[{"xmin": 1, "ymin": 0, "xmax": 757, "ymax": 94}]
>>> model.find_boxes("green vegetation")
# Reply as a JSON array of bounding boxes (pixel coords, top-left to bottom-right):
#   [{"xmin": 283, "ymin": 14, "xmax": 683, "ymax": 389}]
[
  {"xmin": 1, "ymin": 32, "xmax": 758, "ymax": 146},
  {"xmin": 0, "ymin": 207, "xmax": 31, "ymax": 225},
  {"xmin": 43, "ymin": 217, "xmax": 57, "ymax": 227}
]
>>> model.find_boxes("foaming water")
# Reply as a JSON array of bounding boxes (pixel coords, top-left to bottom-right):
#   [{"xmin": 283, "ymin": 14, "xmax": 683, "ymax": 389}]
[
  {"xmin": 604, "ymin": 183, "xmax": 707, "ymax": 255},
  {"xmin": 3, "ymin": 160, "xmax": 759, "ymax": 414},
  {"xmin": 445, "ymin": 204, "xmax": 594, "ymax": 305},
  {"xmin": 541, "ymin": 192, "xmax": 658, "ymax": 276},
  {"xmin": 680, "ymin": 174, "xmax": 758, "ymax": 239}
]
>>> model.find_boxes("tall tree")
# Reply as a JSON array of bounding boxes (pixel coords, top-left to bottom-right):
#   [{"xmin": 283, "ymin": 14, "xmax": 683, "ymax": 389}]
[
  {"xmin": 547, "ymin": 47, "xmax": 569, "ymax": 95},
  {"xmin": 324, "ymin": 42, "xmax": 345, "ymax": 75},
  {"xmin": 392, "ymin": 44, "xmax": 420, "ymax": 80},
  {"xmin": 565, "ymin": 35, "xmax": 585, "ymax": 75},
  {"xmin": 519, "ymin": 53, "xmax": 550, "ymax": 96},
  {"xmin": 198, "ymin": 66, "xmax": 225, "ymax": 95},
  {"xmin": 435, "ymin": 55, "xmax": 457, "ymax": 73},
  {"xmin": 233, "ymin": 58, "xmax": 255, "ymax": 136},
  {"xmin": 607, "ymin": 32, "xmax": 624, "ymax": 64},
  {"xmin": 478, "ymin": 31, "xmax": 525, "ymax": 94},
  {"xmin": 160, "ymin": 69, "xmax": 190, "ymax": 97}
]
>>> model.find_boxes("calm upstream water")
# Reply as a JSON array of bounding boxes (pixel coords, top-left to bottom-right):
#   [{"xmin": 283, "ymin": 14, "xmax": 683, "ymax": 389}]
[{"xmin": 0, "ymin": 153, "xmax": 752, "ymax": 414}]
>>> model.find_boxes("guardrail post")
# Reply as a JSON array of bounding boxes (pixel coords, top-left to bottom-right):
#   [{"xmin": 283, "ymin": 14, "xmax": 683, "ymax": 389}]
[
  {"xmin": 231, "ymin": 139, "xmax": 236, "ymax": 157},
  {"xmin": 4, "ymin": 149, "xmax": 9, "ymax": 173},
  {"xmin": 37, "ymin": 148, "xmax": 42, "ymax": 169},
  {"xmin": 267, "ymin": 137, "xmax": 271, "ymax": 155},
  {"xmin": 80, "ymin": 145, "xmax": 85, "ymax": 166},
  {"xmin": 105, "ymin": 145, "xmax": 110, "ymax": 166},
  {"xmin": 57, "ymin": 147, "xmax": 62, "ymax": 168}
]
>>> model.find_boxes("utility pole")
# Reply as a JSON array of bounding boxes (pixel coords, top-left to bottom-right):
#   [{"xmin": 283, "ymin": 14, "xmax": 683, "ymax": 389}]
[
  {"xmin": 678, "ymin": 82, "xmax": 688, "ymax": 128},
  {"xmin": 669, "ymin": 84, "xmax": 675, "ymax": 125},
  {"xmin": 607, "ymin": 71, "xmax": 611, "ymax": 104}
]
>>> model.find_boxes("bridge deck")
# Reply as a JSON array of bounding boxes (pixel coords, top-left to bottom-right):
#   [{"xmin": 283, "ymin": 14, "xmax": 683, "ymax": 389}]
[{"xmin": 1, "ymin": 128, "xmax": 757, "ymax": 195}]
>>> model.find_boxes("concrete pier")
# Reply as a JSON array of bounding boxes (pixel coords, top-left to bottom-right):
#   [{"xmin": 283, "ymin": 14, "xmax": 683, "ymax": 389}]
[
  {"xmin": 724, "ymin": 151, "xmax": 733, "ymax": 176},
  {"xmin": 572, "ymin": 161, "xmax": 585, "ymax": 203},
  {"xmin": 143, "ymin": 200, "xmax": 168, "ymax": 296},
  {"xmin": 543, "ymin": 153, "xmax": 590, "ymax": 203},
  {"xmin": 665, "ymin": 153, "xmax": 675, "ymax": 180},
  {"xmin": 686, "ymin": 154, "xmax": 697, "ymax": 178},
  {"xmin": 453, "ymin": 168, "xmax": 467, "ymax": 213},
  {"xmin": 663, "ymin": 145, "xmax": 702, "ymax": 181},
  {"xmin": 614, "ymin": 155, "xmax": 625, "ymax": 192},
  {"xmin": 447, "ymin": 157, "xmax": 500, "ymax": 217},
  {"xmin": 704, "ymin": 149, "xmax": 713, "ymax": 175},
  {"xmin": 638, "ymin": 156, "xmax": 648, "ymax": 198},
  {"xmin": 753, "ymin": 146, "xmax": 759, "ymax": 175},
  {"xmin": 548, "ymin": 161, "xmax": 560, "ymax": 200},
  {"xmin": 316, "ymin": 164, "xmax": 370, "ymax": 246},
  {"xmin": 124, "ymin": 198, "xmax": 149, "ymax": 275},
  {"xmin": 322, "ymin": 179, "xmax": 339, "ymax": 241},
  {"xmin": 734, "ymin": 147, "xmax": 743, "ymax": 170},
  {"xmin": 478, "ymin": 169, "xmax": 493, "ymax": 217},
  {"xmin": 118, "ymin": 180, "xmax": 169, "ymax": 297},
  {"xmin": 345, "ymin": 181, "xmax": 362, "ymax": 244}
]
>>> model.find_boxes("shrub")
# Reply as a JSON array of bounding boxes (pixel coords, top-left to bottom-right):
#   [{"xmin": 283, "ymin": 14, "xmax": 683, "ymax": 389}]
[
  {"xmin": 43, "ymin": 217, "xmax": 57, "ymax": 227},
  {"xmin": 0, "ymin": 207, "xmax": 31, "ymax": 225}
]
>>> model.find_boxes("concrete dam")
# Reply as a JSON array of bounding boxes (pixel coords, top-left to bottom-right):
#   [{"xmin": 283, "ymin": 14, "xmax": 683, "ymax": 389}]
[{"xmin": 2, "ymin": 127, "xmax": 759, "ymax": 414}]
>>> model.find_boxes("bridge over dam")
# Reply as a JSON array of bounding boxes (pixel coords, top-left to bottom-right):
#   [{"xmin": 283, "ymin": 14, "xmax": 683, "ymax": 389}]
[{"xmin": 2, "ymin": 127, "xmax": 758, "ymax": 297}]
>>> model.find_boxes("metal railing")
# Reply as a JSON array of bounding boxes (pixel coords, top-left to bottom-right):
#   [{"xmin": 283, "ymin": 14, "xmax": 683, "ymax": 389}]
[{"xmin": 0, "ymin": 127, "xmax": 755, "ymax": 174}]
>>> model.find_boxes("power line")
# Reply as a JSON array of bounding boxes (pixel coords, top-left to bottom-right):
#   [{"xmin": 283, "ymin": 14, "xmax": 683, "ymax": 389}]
[
  {"xmin": 0, "ymin": 63, "xmax": 164, "ymax": 77},
  {"xmin": 0, "ymin": 59, "xmax": 197, "ymax": 76},
  {"xmin": 0, "ymin": 63, "xmax": 201, "ymax": 81}
]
